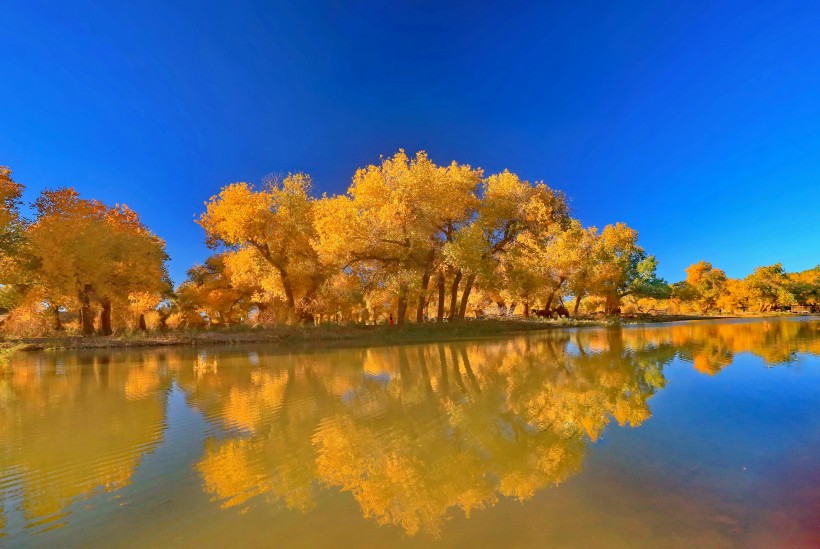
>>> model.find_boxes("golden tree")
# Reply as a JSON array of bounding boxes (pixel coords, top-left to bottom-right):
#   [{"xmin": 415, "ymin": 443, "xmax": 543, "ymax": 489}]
[
  {"xmin": 789, "ymin": 266, "xmax": 820, "ymax": 307},
  {"xmin": 175, "ymin": 253, "xmax": 258, "ymax": 326},
  {"xmin": 682, "ymin": 261, "xmax": 728, "ymax": 313},
  {"xmin": 715, "ymin": 278, "xmax": 753, "ymax": 313},
  {"xmin": 744, "ymin": 263, "xmax": 795, "ymax": 311},
  {"xmin": 0, "ymin": 167, "xmax": 24, "ymax": 266},
  {"xmin": 587, "ymin": 222, "xmax": 668, "ymax": 314},
  {"xmin": 444, "ymin": 170, "xmax": 569, "ymax": 319},
  {"xmin": 26, "ymin": 188, "xmax": 169, "ymax": 335},
  {"xmin": 315, "ymin": 151, "xmax": 482, "ymax": 324},
  {"xmin": 0, "ymin": 167, "xmax": 30, "ymax": 315},
  {"xmin": 199, "ymin": 174, "xmax": 324, "ymax": 323},
  {"xmin": 503, "ymin": 219, "xmax": 591, "ymax": 316}
]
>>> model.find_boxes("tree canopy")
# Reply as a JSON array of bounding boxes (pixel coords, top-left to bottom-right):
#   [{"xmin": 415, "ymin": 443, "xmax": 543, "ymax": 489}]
[
  {"xmin": 1, "ymin": 151, "xmax": 815, "ymax": 336},
  {"xmin": 1, "ymin": 179, "xmax": 169, "ymax": 335}
]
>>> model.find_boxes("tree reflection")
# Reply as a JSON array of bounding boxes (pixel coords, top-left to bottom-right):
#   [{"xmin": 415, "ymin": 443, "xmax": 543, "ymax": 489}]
[
  {"xmin": 181, "ymin": 331, "xmax": 678, "ymax": 536},
  {"xmin": 662, "ymin": 320, "xmax": 820, "ymax": 374},
  {"xmin": 183, "ymin": 319, "xmax": 818, "ymax": 536},
  {"xmin": 1, "ymin": 318, "xmax": 816, "ymax": 538},
  {"xmin": 0, "ymin": 352, "xmax": 170, "ymax": 531},
  {"xmin": 178, "ymin": 350, "xmax": 367, "ymax": 513}
]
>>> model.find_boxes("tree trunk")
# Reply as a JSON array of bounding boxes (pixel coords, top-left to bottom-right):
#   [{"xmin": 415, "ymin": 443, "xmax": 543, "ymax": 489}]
[
  {"xmin": 459, "ymin": 346, "xmax": 480, "ymax": 392},
  {"xmin": 99, "ymin": 297, "xmax": 113, "ymax": 336},
  {"xmin": 417, "ymin": 346, "xmax": 433, "ymax": 396},
  {"xmin": 398, "ymin": 347, "xmax": 412, "ymax": 393},
  {"xmin": 523, "ymin": 300, "xmax": 530, "ymax": 318},
  {"xmin": 543, "ymin": 278, "xmax": 566, "ymax": 316},
  {"xmin": 297, "ymin": 286, "xmax": 318, "ymax": 325},
  {"xmin": 437, "ymin": 344, "xmax": 449, "ymax": 393},
  {"xmin": 397, "ymin": 282, "xmax": 408, "ymax": 325},
  {"xmin": 78, "ymin": 285, "xmax": 94, "ymax": 336},
  {"xmin": 448, "ymin": 269, "xmax": 462, "ymax": 320},
  {"xmin": 138, "ymin": 313, "xmax": 147, "ymax": 331},
  {"xmin": 449, "ymin": 345, "xmax": 467, "ymax": 392},
  {"xmin": 275, "ymin": 264, "xmax": 297, "ymax": 322},
  {"xmin": 544, "ymin": 290, "xmax": 556, "ymax": 315},
  {"xmin": 299, "ymin": 310, "xmax": 315, "ymax": 325},
  {"xmin": 416, "ymin": 263, "xmax": 433, "ymax": 323},
  {"xmin": 605, "ymin": 293, "xmax": 620, "ymax": 315},
  {"xmin": 436, "ymin": 273, "xmax": 445, "ymax": 323},
  {"xmin": 457, "ymin": 273, "xmax": 476, "ymax": 319},
  {"xmin": 573, "ymin": 293, "xmax": 583, "ymax": 315},
  {"xmin": 51, "ymin": 305, "xmax": 63, "ymax": 332}
]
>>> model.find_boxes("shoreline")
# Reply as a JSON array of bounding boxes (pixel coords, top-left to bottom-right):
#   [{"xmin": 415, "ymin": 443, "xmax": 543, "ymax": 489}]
[{"xmin": 2, "ymin": 313, "xmax": 810, "ymax": 353}]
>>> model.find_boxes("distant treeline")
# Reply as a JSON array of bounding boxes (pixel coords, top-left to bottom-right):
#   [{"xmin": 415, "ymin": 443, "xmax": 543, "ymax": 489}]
[
  {"xmin": 0, "ymin": 153, "xmax": 817, "ymax": 336},
  {"xmin": 629, "ymin": 261, "xmax": 819, "ymax": 316}
]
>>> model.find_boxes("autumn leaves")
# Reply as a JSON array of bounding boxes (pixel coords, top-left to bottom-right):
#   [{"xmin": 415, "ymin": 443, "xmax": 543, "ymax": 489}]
[
  {"xmin": 0, "ymin": 169, "xmax": 168, "ymax": 335},
  {"xmin": 666, "ymin": 261, "xmax": 819, "ymax": 315},
  {"xmin": 4, "ymin": 150, "xmax": 816, "ymax": 336},
  {"xmin": 1, "ymin": 152, "xmax": 674, "ymax": 334},
  {"xmin": 191, "ymin": 150, "xmax": 666, "ymax": 327}
]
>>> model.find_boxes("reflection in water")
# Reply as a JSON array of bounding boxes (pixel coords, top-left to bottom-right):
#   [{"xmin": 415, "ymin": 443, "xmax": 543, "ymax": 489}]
[
  {"xmin": 672, "ymin": 319, "xmax": 820, "ymax": 373},
  {"xmin": 0, "ymin": 352, "xmax": 171, "ymax": 532},
  {"xmin": 182, "ymin": 328, "xmax": 674, "ymax": 535},
  {"xmin": 0, "ymin": 318, "xmax": 817, "ymax": 540}
]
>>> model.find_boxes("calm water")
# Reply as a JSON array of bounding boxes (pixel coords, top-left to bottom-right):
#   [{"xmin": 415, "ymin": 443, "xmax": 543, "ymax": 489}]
[{"xmin": 0, "ymin": 318, "xmax": 818, "ymax": 548}]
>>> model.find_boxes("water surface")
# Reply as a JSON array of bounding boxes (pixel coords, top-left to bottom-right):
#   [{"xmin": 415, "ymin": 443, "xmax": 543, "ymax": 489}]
[{"xmin": 1, "ymin": 318, "xmax": 818, "ymax": 548}]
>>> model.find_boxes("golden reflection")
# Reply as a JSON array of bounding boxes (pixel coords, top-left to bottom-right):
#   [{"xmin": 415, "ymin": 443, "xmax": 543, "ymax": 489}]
[
  {"xmin": 179, "ymin": 350, "xmax": 369, "ymax": 515},
  {"xmin": 182, "ymin": 337, "xmax": 657, "ymax": 534},
  {"xmin": 0, "ymin": 318, "xmax": 817, "ymax": 539},
  {"xmin": 663, "ymin": 319, "xmax": 820, "ymax": 373},
  {"xmin": 0, "ymin": 352, "xmax": 170, "ymax": 532},
  {"xmin": 183, "ymin": 318, "xmax": 818, "ymax": 537}
]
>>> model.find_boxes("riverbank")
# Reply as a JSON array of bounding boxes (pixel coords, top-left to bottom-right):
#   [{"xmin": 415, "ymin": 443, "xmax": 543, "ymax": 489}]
[{"xmin": 0, "ymin": 314, "xmax": 760, "ymax": 352}]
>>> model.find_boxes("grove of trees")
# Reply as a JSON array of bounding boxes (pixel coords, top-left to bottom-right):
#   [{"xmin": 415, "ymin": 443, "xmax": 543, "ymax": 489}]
[
  {"xmin": 655, "ymin": 261, "xmax": 820, "ymax": 316},
  {"xmin": 188, "ymin": 150, "xmax": 668, "ymax": 328},
  {"xmin": 0, "ymin": 152, "xmax": 817, "ymax": 336}
]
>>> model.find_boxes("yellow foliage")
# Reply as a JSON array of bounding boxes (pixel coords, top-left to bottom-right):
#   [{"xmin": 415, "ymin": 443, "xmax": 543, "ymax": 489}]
[{"xmin": 198, "ymin": 174, "xmax": 323, "ymax": 322}]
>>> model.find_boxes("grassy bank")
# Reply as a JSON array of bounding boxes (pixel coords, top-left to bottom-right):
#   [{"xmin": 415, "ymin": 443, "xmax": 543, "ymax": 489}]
[{"xmin": 0, "ymin": 314, "xmax": 745, "ymax": 352}]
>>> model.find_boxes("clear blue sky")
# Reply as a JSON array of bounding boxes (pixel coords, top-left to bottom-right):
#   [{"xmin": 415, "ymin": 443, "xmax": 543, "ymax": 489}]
[{"xmin": 2, "ymin": 0, "xmax": 819, "ymax": 284}]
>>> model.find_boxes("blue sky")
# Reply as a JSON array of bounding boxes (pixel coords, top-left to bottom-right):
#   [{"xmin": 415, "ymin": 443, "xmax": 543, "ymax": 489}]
[{"xmin": 2, "ymin": 0, "xmax": 818, "ymax": 284}]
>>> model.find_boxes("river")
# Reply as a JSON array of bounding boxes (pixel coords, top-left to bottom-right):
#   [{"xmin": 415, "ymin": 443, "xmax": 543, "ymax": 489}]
[{"xmin": 0, "ymin": 317, "xmax": 818, "ymax": 548}]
